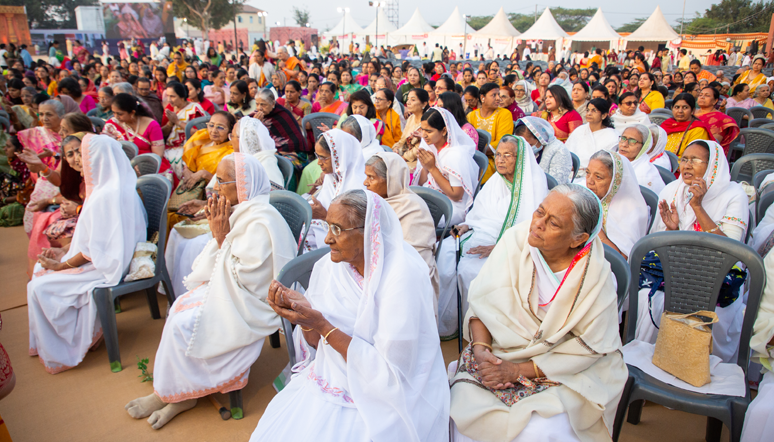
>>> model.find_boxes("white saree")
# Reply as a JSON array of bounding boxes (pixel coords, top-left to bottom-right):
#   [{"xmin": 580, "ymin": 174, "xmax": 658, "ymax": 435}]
[
  {"xmin": 627, "ymin": 124, "xmax": 666, "ymax": 194},
  {"xmin": 154, "ymin": 153, "xmax": 296, "ymax": 402},
  {"xmin": 564, "ymin": 124, "xmax": 619, "ymax": 184},
  {"xmin": 611, "ymin": 108, "xmax": 651, "ymax": 134},
  {"xmin": 352, "ymin": 114, "xmax": 384, "ymax": 160},
  {"xmin": 251, "ymin": 191, "xmax": 449, "ymax": 442},
  {"xmin": 28, "ymin": 134, "xmax": 147, "ymax": 374}
]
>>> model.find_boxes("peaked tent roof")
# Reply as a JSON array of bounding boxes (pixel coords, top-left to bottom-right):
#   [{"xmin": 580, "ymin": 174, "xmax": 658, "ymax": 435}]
[
  {"xmin": 429, "ymin": 6, "xmax": 477, "ymax": 36},
  {"xmin": 322, "ymin": 11, "xmax": 365, "ymax": 37},
  {"xmin": 475, "ymin": 7, "xmax": 520, "ymax": 38},
  {"xmin": 362, "ymin": 8, "xmax": 398, "ymax": 36},
  {"xmin": 392, "ymin": 8, "xmax": 435, "ymax": 36},
  {"xmin": 571, "ymin": 8, "xmax": 621, "ymax": 41},
  {"xmin": 518, "ymin": 8, "xmax": 569, "ymax": 40},
  {"xmin": 626, "ymin": 5, "xmax": 680, "ymax": 41}
]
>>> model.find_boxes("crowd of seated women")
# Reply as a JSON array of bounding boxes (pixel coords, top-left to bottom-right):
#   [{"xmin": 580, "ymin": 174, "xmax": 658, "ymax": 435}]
[{"xmin": 3, "ymin": 41, "xmax": 774, "ymax": 442}]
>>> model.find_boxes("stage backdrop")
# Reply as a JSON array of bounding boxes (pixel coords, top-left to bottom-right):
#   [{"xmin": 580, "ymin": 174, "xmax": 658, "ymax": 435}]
[
  {"xmin": 0, "ymin": 6, "xmax": 32, "ymax": 46},
  {"xmin": 102, "ymin": 1, "xmax": 174, "ymax": 40}
]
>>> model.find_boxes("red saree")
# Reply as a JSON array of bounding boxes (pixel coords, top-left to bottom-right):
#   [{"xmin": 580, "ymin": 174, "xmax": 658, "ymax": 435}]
[
  {"xmin": 530, "ymin": 109, "xmax": 583, "ymax": 142},
  {"xmin": 697, "ymin": 111, "xmax": 739, "ymax": 156}
]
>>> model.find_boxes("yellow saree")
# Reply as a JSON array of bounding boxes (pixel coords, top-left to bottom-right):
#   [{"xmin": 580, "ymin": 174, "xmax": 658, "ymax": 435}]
[{"xmin": 181, "ymin": 128, "xmax": 234, "ymax": 174}]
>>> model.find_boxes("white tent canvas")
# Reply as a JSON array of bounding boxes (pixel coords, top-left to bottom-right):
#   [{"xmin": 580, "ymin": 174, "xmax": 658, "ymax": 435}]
[
  {"xmin": 428, "ymin": 6, "xmax": 477, "ymax": 52},
  {"xmin": 625, "ymin": 5, "xmax": 680, "ymax": 42},
  {"xmin": 322, "ymin": 11, "xmax": 366, "ymax": 50},
  {"xmin": 518, "ymin": 8, "xmax": 569, "ymax": 41},
  {"xmin": 473, "ymin": 7, "xmax": 521, "ymax": 56},
  {"xmin": 362, "ymin": 8, "xmax": 397, "ymax": 44},
  {"xmin": 571, "ymin": 8, "xmax": 621, "ymax": 41},
  {"xmin": 389, "ymin": 8, "xmax": 434, "ymax": 46}
]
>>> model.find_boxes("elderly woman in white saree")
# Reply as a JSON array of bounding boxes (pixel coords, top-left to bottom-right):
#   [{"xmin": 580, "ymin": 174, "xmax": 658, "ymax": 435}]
[
  {"xmin": 635, "ymin": 140, "xmax": 749, "ymax": 362},
  {"xmin": 341, "ymin": 114, "xmax": 384, "ymax": 160},
  {"xmin": 411, "ymin": 107, "xmax": 479, "ymax": 226},
  {"xmin": 449, "ymin": 184, "xmax": 627, "ymax": 442},
  {"xmin": 616, "ymin": 124, "xmax": 666, "ymax": 194},
  {"xmin": 28, "ymin": 134, "xmax": 147, "ymax": 374},
  {"xmin": 304, "ymin": 130, "xmax": 367, "ymax": 251},
  {"xmin": 585, "ymin": 150, "xmax": 649, "ymax": 260},
  {"xmin": 364, "ymin": 152, "xmax": 439, "ymax": 304},
  {"xmin": 233, "ymin": 116, "xmax": 285, "ymax": 189},
  {"xmin": 436, "ymin": 135, "xmax": 548, "ymax": 338},
  {"xmin": 251, "ymin": 189, "xmax": 450, "ymax": 442},
  {"xmin": 126, "ymin": 153, "xmax": 296, "ymax": 430},
  {"xmin": 564, "ymin": 99, "xmax": 620, "ymax": 184},
  {"xmin": 648, "ymin": 125, "xmax": 672, "ymax": 171},
  {"xmin": 513, "ymin": 117, "xmax": 573, "ymax": 184}
]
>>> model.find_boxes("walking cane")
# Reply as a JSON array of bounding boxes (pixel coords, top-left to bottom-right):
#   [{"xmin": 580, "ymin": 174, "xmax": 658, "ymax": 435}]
[{"xmin": 455, "ymin": 233, "xmax": 464, "ymax": 354}]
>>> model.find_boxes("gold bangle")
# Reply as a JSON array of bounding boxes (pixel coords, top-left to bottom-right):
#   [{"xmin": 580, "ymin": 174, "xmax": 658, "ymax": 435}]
[
  {"xmin": 704, "ymin": 225, "xmax": 720, "ymax": 233},
  {"xmin": 322, "ymin": 327, "xmax": 338, "ymax": 345},
  {"xmin": 64, "ymin": 259, "xmax": 75, "ymax": 268},
  {"xmin": 51, "ymin": 197, "xmax": 56, "ymax": 205},
  {"xmin": 300, "ymin": 327, "xmax": 313, "ymax": 332},
  {"xmin": 471, "ymin": 341, "xmax": 493, "ymax": 351},
  {"xmin": 532, "ymin": 360, "xmax": 541, "ymax": 378}
]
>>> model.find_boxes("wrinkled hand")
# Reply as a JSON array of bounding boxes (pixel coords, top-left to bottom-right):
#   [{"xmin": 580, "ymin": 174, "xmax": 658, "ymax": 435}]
[
  {"xmin": 205, "ymin": 194, "xmax": 231, "ymax": 247},
  {"xmin": 452, "ymin": 224, "xmax": 470, "ymax": 237},
  {"xmin": 267, "ymin": 289, "xmax": 326, "ymax": 331},
  {"xmin": 309, "ymin": 195, "xmax": 327, "ymax": 220},
  {"xmin": 178, "ymin": 199, "xmax": 207, "ymax": 215},
  {"xmin": 254, "ymin": 109, "xmax": 265, "ymax": 121},
  {"xmin": 39, "ymin": 148, "xmax": 55, "ymax": 159},
  {"xmin": 416, "ymin": 148, "xmax": 436, "ymax": 171},
  {"xmin": 658, "ymin": 200, "xmax": 680, "ymax": 231},
  {"xmin": 16, "ymin": 148, "xmax": 47, "ymax": 173},
  {"xmin": 475, "ymin": 348, "xmax": 517, "ymax": 390},
  {"xmin": 316, "ymin": 122, "xmax": 331, "ymax": 133},
  {"xmin": 59, "ymin": 200, "xmax": 78, "ymax": 218},
  {"xmin": 267, "ymin": 280, "xmax": 311, "ymax": 312},
  {"xmin": 37, "ymin": 255, "xmax": 62, "ymax": 271},
  {"xmin": 687, "ymin": 177, "xmax": 708, "ymax": 209},
  {"xmin": 181, "ymin": 170, "xmax": 203, "ymax": 191},
  {"xmin": 40, "ymin": 247, "xmax": 65, "ymax": 261},
  {"xmin": 467, "ymin": 245, "xmax": 494, "ymax": 258},
  {"xmin": 27, "ymin": 199, "xmax": 51, "ymax": 212}
]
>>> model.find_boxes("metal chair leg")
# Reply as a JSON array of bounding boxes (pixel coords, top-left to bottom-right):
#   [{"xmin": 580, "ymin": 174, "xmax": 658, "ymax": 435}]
[
  {"xmin": 93, "ymin": 288, "xmax": 122, "ymax": 372},
  {"xmin": 269, "ymin": 330, "xmax": 281, "ymax": 348},
  {"xmin": 229, "ymin": 390, "xmax": 243, "ymax": 420}
]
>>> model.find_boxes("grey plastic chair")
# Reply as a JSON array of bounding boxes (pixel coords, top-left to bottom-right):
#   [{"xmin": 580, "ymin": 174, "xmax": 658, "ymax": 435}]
[
  {"xmin": 185, "ymin": 115, "xmax": 210, "ymax": 140},
  {"xmin": 639, "ymin": 185, "xmax": 659, "ymax": 232},
  {"xmin": 92, "ymin": 175, "xmax": 176, "ymax": 373},
  {"xmin": 749, "ymin": 105, "xmax": 773, "ymax": 120},
  {"xmin": 758, "ymin": 185, "xmax": 774, "ymax": 225},
  {"xmin": 739, "ymin": 129, "xmax": 774, "ymax": 157},
  {"xmin": 726, "ymin": 107, "xmax": 754, "ymax": 128},
  {"xmin": 472, "ymin": 150, "xmax": 488, "ymax": 197},
  {"xmin": 570, "ymin": 152, "xmax": 580, "ymax": 181},
  {"xmin": 410, "ymin": 186, "xmax": 453, "ymax": 259},
  {"xmin": 130, "ymin": 153, "xmax": 161, "ymax": 176},
  {"xmin": 274, "ymin": 154, "xmax": 294, "ymax": 190},
  {"xmin": 613, "ymin": 231, "xmax": 766, "ymax": 442},
  {"xmin": 381, "ymin": 145, "xmax": 392, "ymax": 152},
  {"xmin": 665, "ymin": 151, "xmax": 679, "ymax": 173},
  {"xmin": 269, "ymin": 190, "xmax": 312, "ymax": 256},
  {"xmin": 301, "ymin": 112, "xmax": 340, "ymax": 140},
  {"xmin": 753, "ymin": 169, "xmax": 774, "ymax": 192},
  {"xmin": 730, "ymin": 153, "xmax": 774, "ymax": 183},
  {"xmin": 761, "ymin": 122, "xmax": 774, "ymax": 132},
  {"xmin": 655, "ymin": 165, "xmax": 675, "ymax": 185},
  {"xmin": 0, "ymin": 117, "xmax": 9, "ymax": 132},
  {"xmin": 228, "ymin": 246, "xmax": 331, "ymax": 420},
  {"xmin": 663, "ymin": 99, "xmax": 674, "ymax": 110},
  {"xmin": 748, "ymin": 117, "xmax": 772, "ymax": 128},
  {"xmin": 475, "ymin": 129, "xmax": 491, "ymax": 153},
  {"xmin": 119, "ymin": 141, "xmax": 139, "ymax": 160},
  {"xmin": 545, "ymin": 173, "xmax": 558, "ymax": 190},
  {"xmin": 603, "ymin": 244, "xmax": 630, "ymax": 310},
  {"xmin": 648, "ymin": 114, "xmax": 669, "ymax": 127},
  {"xmin": 89, "ymin": 116, "xmax": 105, "ymax": 133},
  {"xmin": 86, "ymin": 108, "xmax": 99, "ymax": 117}
]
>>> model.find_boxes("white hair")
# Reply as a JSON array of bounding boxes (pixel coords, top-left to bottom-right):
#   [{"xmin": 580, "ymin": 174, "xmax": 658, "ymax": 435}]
[
  {"xmin": 40, "ymin": 99, "xmax": 65, "ymax": 117},
  {"xmin": 112, "ymin": 82, "xmax": 134, "ymax": 95},
  {"xmin": 257, "ymin": 88, "xmax": 275, "ymax": 105},
  {"xmin": 549, "ymin": 184, "xmax": 600, "ymax": 239}
]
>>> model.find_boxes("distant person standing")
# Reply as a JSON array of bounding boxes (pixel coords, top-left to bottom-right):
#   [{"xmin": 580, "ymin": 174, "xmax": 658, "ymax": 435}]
[{"xmin": 431, "ymin": 44, "xmax": 443, "ymax": 62}]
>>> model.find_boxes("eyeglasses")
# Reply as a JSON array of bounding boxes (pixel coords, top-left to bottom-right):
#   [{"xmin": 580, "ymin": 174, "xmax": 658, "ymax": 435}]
[
  {"xmin": 494, "ymin": 152, "xmax": 515, "ymax": 160},
  {"xmin": 619, "ymin": 136, "xmax": 642, "ymax": 146},
  {"xmin": 621, "ymin": 100, "xmax": 638, "ymax": 106},
  {"xmin": 679, "ymin": 157, "xmax": 707, "ymax": 166},
  {"xmin": 513, "ymin": 88, "xmax": 526, "ymax": 93},
  {"xmin": 328, "ymin": 223, "xmax": 364, "ymax": 237},
  {"xmin": 216, "ymin": 177, "xmax": 236, "ymax": 185},
  {"xmin": 207, "ymin": 123, "xmax": 228, "ymax": 132},
  {"xmin": 317, "ymin": 153, "xmax": 330, "ymax": 162}
]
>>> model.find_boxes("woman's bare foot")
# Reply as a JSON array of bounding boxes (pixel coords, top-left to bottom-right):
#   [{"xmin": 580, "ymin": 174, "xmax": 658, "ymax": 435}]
[
  {"xmin": 125, "ymin": 393, "xmax": 166, "ymax": 419},
  {"xmin": 147, "ymin": 399, "xmax": 197, "ymax": 430}
]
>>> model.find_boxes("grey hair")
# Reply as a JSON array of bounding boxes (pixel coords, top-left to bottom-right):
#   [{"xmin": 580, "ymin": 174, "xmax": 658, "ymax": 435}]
[
  {"xmin": 331, "ymin": 189, "xmax": 367, "ymax": 227},
  {"xmin": 340, "ymin": 116, "xmax": 363, "ymax": 142},
  {"xmin": 365, "ymin": 155, "xmax": 387, "ymax": 179},
  {"xmin": 99, "ymin": 86, "xmax": 114, "ymax": 97},
  {"xmin": 112, "ymin": 82, "xmax": 134, "ymax": 95},
  {"xmin": 40, "ymin": 99, "xmax": 65, "ymax": 117},
  {"xmin": 220, "ymin": 155, "xmax": 236, "ymax": 180},
  {"xmin": 257, "ymin": 88, "xmax": 275, "ymax": 105},
  {"xmin": 754, "ymin": 84, "xmax": 770, "ymax": 98},
  {"xmin": 625, "ymin": 124, "xmax": 650, "ymax": 146},
  {"xmin": 589, "ymin": 150, "xmax": 614, "ymax": 175},
  {"xmin": 61, "ymin": 135, "xmax": 83, "ymax": 147},
  {"xmin": 549, "ymin": 184, "xmax": 600, "ymax": 239},
  {"xmin": 22, "ymin": 86, "xmax": 37, "ymax": 95}
]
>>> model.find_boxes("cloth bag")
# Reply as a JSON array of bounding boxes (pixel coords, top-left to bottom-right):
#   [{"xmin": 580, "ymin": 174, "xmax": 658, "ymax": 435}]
[
  {"xmin": 123, "ymin": 242, "xmax": 157, "ymax": 282},
  {"xmin": 168, "ymin": 179, "xmax": 206, "ymax": 211},
  {"xmin": 652, "ymin": 310, "xmax": 719, "ymax": 387}
]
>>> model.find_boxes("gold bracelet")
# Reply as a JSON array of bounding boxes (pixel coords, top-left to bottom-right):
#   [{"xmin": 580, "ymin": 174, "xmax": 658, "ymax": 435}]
[
  {"xmin": 64, "ymin": 259, "xmax": 76, "ymax": 268},
  {"xmin": 322, "ymin": 327, "xmax": 338, "ymax": 345},
  {"xmin": 300, "ymin": 327, "xmax": 313, "ymax": 332},
  {"xmin": 471, "ymin": 341, "xmax": 493, "ymax": 351},
  {"xmin": 532, "ymin": 360, "xmax": 541, "ymax": 378},
  {"xmin": 51, "ymin": 197, "xmax": 56, "ymax": 205},
  {"xmin": 704, "ymin": 225, "xmax": 720, "ymax": 233}
]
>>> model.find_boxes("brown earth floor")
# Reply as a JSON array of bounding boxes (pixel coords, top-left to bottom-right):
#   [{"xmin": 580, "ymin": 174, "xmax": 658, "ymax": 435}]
[{"xmin": 0, "ymin": 226, "xmax": 729, "ymax": 441}]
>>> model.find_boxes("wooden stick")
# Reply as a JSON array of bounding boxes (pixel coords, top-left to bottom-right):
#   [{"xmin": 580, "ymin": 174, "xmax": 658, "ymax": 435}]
[{"xmin": 207, "ymin": 395, "xmax": 231, "ymax": 420}]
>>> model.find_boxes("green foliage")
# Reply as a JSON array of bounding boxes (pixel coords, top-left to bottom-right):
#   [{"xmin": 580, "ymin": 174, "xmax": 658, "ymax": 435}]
[
  {"xmin": 136, "ymin": 356, "xmax": 153, "ymax": 383},
  {"xmin": 0, "ymin": 0, "xmax": 98, "ymax": 29},
  {"xmin": 171, "ymin": 0, "xmax": 243, "ymax": 36},
  {"xmin": 678, "ymin": 0, "xmax": 774, "ymax": 34},
  {"xmin": 292, "ymin": 6, "xmax": 311, "ymax": 27},
  {"xmin": 467, "ymin": 7, "xmax": 595, "ymax": 33},
  {"xmin": 616, "ymin": 18, "xmax": 647, "ymax": 33}
]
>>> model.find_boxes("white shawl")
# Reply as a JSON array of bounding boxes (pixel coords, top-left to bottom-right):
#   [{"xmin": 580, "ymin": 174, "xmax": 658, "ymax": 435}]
[
  {"xmin": 303, "ymin": 191, "xmax": 450, "ymax": 441},
  {"xmin": 184, "ymin": 153, "xmax": 297, "ymax": 359},
  {"xmin": 651, "ymin": 140, "xmax": 749, "ymax": 234},
  {"xmin": 750, "ymin": 251, "xmax": 774, "ymax": 367},
  {"xmin": 647, "ymin": 125, "xmax": 672, "ymax": 171},
  {"xmin": 565, "ymin": 123, "xmax": 619, "ymax": 170},
  {"xmin": 627, "ymin": 124, "xmax": 665, "ymax": 194},
  {"xmin": 461, "ymin": 135, "xmax": 547, "ymax": 252},
  {"xmin": 238, "ymin": 116, "xmax": 285, "ymax": 188},
  {"xmin": 611, "ymin": 108, "xmax": 651, "ymax": 133},
  {"xmin": 316, "ymin": 129, "xmax": 367, "ymax": 208},
  {"xmin": 352, "ymin": 114, "xmax": 383, "ymax": 160}
]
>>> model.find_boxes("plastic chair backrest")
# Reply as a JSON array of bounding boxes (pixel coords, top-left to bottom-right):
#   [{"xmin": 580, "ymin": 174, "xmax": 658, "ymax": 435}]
[
  {"xmin": 410, "ymin": 186, "xmax": 453, "ymax": 258},
  {"xmin": 625, "ymin": 231, "xmax": 766, "ymax": 373},
  {"xmin": 545, "ymin": 173, "xmax": 558, "ymax": 190},
  {"xmin": 665, "ymin": 151, "xmax": 679, "ymax": 173},
  {"xmin": 758, "ymin": 185, "xmax": 774, "ymax": 224},
  {"xmin": 475, "ymin": 129, "xmax": 491, "ymax": 153},
  {"xmin": 570, "ymin": 152, "xmax": 580, "ymax": 181},
  {"xmin": 639, "ymin": 185, "xmax": 659, "ymax": 232},
  {"xmin": 136, "ymin": 175, "xmax": 171, "ymax": 256},
  {"xmin": 130, "ymin": 153, "xmax": 161, "ymax": 176},
  {"xmin": 753, "ymin": 168, "xmax": 774, "ymax": 191},
  {"xmin": 749, "ymin": 117, "xmax": 772, "ymax": 128},
  {"xmin": 663, "ymin": 99, "xmax": 674, "ymax": 110},
  {"xmin": 726, "ymin": 107, "xmax": 754, "ymax": 127},
  {"xmin": 274, "ymin": 154, "xmax": 294, "ymax": 189},
  {"xmin": 730, "ymin": 153, "xmax": 774, "ymax": 183},
  {"xmin": 381, "ymin": 145, "xmax": 392, "ymax": 152},
  {"xmin": 89, "ymin": 116, "xmax": 105, "ymax": 133},
  {"xmin": 301, "ymin": 113, "xmax": 340, "ymax": 140},
  {"xmin": 740, "ymin": 128, "xmax": 774, "ymax": 157},
  {"xmin": 119, "ymin": 141, "xmax": 138, "ymax": 160},
  {"xmin": 655, "ymin": 165, "xmax": 675, "ymax": 185},
  {"xmin": 648, "ymin": 114, "xmax": 669, "ymax": 127},
  {"xmin": 86, "ymin": 108, "xmax": 99, "ymax": 117},
  {"xmin": 750, "ymin": 105, "xmax": 773, "ymax": 120},
  {"xmin": 472, "ymin": 151, "xmax": 488, "ymax": 197},
  {"xmin": 185, "ymin": 115, "xmax": 210, "ymax": 140},
  {"xmin": 761, "ymin": 123, "xmax": 774, "ymax": 132},
  {"xmin": 269, "ymin": 190, "xmax": 313, "ymax": 255},
  {"xmin": 0, "ymin": 117, "xmax": 9, "ymax": 132},
  {"xmin": 603, "ymin": 244, "xmax": 630, "ymax": 310}
]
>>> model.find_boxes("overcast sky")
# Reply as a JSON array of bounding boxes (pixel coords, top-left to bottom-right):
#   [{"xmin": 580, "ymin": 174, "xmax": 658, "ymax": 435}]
[{"xmin": 247, "ymin": 1, "xmax": 725, "ymax": 32}]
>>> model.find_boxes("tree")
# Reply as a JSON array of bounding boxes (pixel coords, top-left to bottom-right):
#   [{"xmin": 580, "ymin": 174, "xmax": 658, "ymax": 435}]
[
  {"xmin": 171, "ymin": 0, "xmax": 244, "ymax": 37},
  {"xmin": 677, "ymin": 0, "xmax": 774, "ymax": 34},
  {"xmin": 468, "ymin": 8, "xmax": 595, "ymax": 33},
  {"xmin": 0, "ymin": 0, "xmax": 98, "ymax": 29},
  {"xmin": 292, "ymin": 6, "xmax": 310, "ymax": 27},
  {"xmin": 616, "ymin": 18, "xmax": 647, "ymax": 33}
]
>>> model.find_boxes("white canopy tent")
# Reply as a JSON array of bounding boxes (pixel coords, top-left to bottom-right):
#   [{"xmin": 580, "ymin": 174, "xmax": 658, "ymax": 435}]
[
  {"xmin": 361, "ymin": 8, "xmax": 397, "ymax": 48},
  {"xmin": 427, "ymin": 6, "xmax": 477, "ymax": 55},
  {"xmin": 322, "ymin": 11, "xmax": 366, "ymax": 52},
  {"xmin": 472, "ymin": 8, "xmax": 521, "ymax": 57},
  {"xmin": 517, "ymin": 8, "xmax": 570, "ymax": 59},
  {"xmin": 625, "ymin": 5, "xmax": 680, "ymax": 43},
  {"xmin": 570, "ymin": 8, "xmax": 621, "ymax": 44},
  {"xmin": 389, "ymin": 8, "xmax": 434, "ymax": 47}
]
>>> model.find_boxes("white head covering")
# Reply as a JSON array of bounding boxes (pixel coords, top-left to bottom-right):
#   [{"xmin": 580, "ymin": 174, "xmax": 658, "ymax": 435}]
[
  {"xmin": 565, "ymin": 123, "xmax": 619, "ymax": 171},
  {"xmin": 647, "ymin": 124, "xmax": 672, "ymax": 170},
  {"xmin": 611, "ymin": 107, "xmax": 651, "ymax": 133},
  {"xmin": 232, "ymin": 152, "xmax": 271, "ymax": 203},
  {"xmin": 350, "ymin": 114, "xmax": 383, "ymax": 160},
  {"xmin": 651, "ymin": 140, "xmax": 749, "ymax": 234},
  {"xmin": 237, "ymin": 117, "xmax": 284, "ymax": 188},
  {"xmin": 76, "ymin": 134, "xmax": 147, "ymax": 284},
  {"xmin": 592, "ymin": 151, "xmax": 649, "ymax": 257},
  {"xmin": 317, "ymin": 129, "xmax": 367, "ymax": 208},
  {"xmin": 514, "ymin": 80, "xmax": 537, "ymax": 114},
  {"xmin": 624, "ymin": 123, "xmax": 665, "ymax": 193}
]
